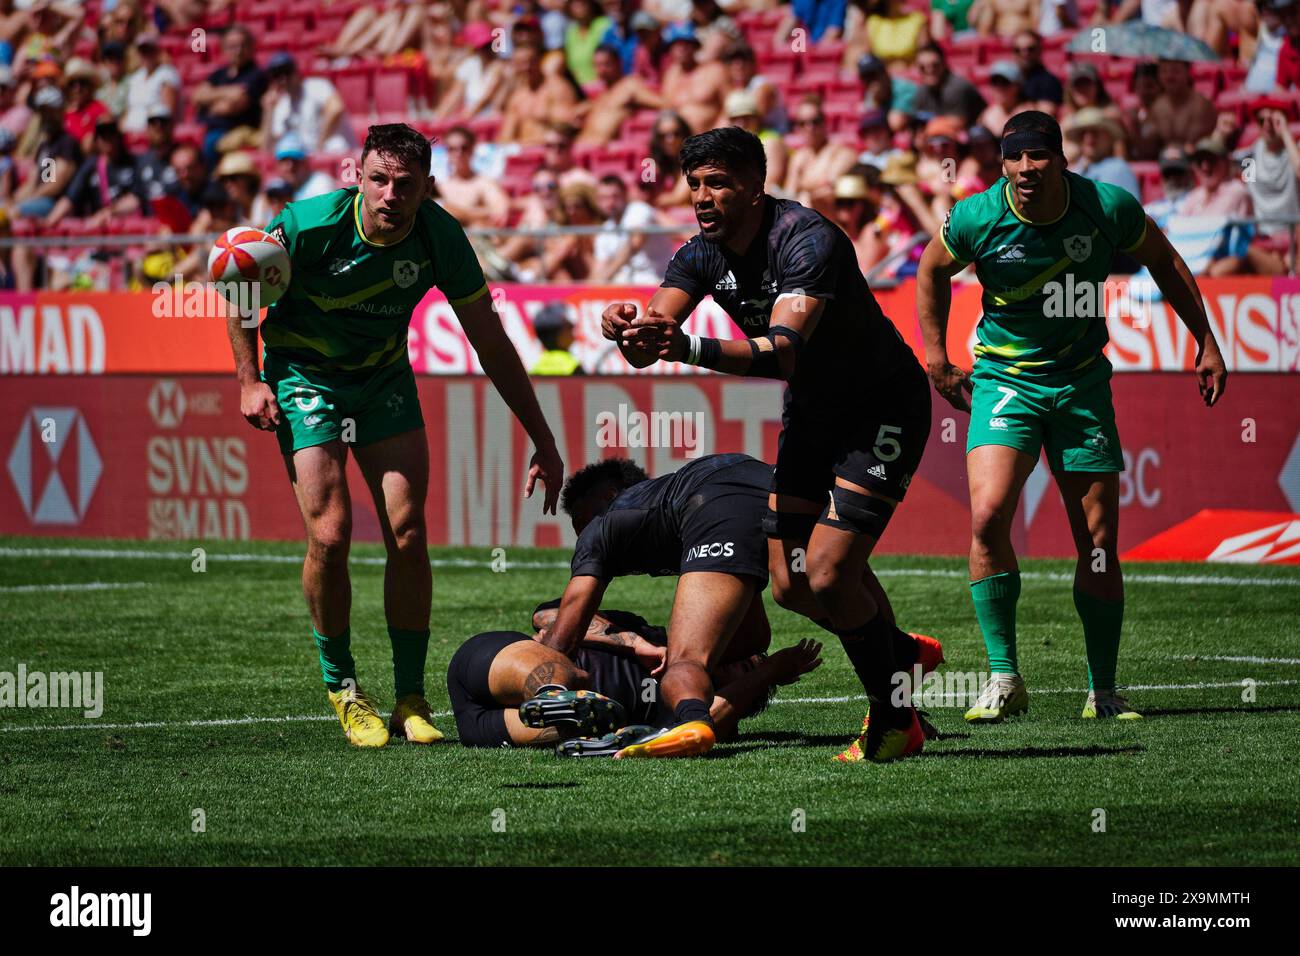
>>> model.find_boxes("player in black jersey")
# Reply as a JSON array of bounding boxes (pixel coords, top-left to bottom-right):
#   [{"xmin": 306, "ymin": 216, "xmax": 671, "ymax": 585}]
[
  {"xmin": 445, "ymin": 606, "xmax": 822, "ymax": 751},
  {"xmin": 599, "ymin": 127, "xmax": 932, "ymax": 762},
  {"xmin": 537, "ymin": 453, "xmax": 777, "ymax": 757}
]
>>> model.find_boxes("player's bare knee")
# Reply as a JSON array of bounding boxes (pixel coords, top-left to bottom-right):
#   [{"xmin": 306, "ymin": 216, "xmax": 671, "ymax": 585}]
[
  {"xmin": 805, "ymin": 555, "xmax": 851, "ymax": 605},
  {"xmin": 306, "ymin": 519, "xmax": 351, "ymax": 564},
  {"xmin": 971, "ymin": 501, "xmax": 1014, "ymax": 545},
  {"xmin": 388, "ymin": 515, "xmax": 427, "ymax": 559}
]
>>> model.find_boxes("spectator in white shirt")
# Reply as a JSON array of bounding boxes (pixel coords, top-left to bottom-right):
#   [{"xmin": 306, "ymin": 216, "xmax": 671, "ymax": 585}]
[
  {"xmin": 591, "ymin": 174, "xmax": 676, "ymax": 283},
  {"xmin": 122, "ymin": 32, "xmax": 181, "ymax": 133},
  {"xmin": 274, "ymin": 132, "xmax": 338, "ymax": 202},
  {"xmin": 261, "ymin": 52, "xmax": 356, "ymax": 155}
]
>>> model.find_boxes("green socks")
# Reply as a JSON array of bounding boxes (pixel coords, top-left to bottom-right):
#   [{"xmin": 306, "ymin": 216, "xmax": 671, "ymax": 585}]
[
  {"xmin": 1074, "ymin": 589, "xmax": 1124, "ymax": 690},
  {"xmin": 313, "ymin": 627, "xmax": 357, "ymax": 692},
  {"xmin": 971, "ymin": 572, "xmax": 1021, "ymax": 675},
  {"xmin": 314, "ymin": 626, "xmax": 430, "ymax": 697},
  {"xmin": 388, "ymin": 626, "xmax": 430, "ymax": 698}
]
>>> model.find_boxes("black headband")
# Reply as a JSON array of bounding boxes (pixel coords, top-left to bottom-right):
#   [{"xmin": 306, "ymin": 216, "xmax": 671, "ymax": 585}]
[{"xmin": 1001, "ymin": 128, "xmax": 1062, "ymax": 158}]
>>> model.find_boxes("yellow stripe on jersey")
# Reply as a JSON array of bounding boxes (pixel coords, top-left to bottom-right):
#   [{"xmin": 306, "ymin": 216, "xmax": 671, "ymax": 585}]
[
  {"xmin": 939, "ymin": 229, "xmax": 969, "ymax": 265},
  {"xmin": 1003, "ymin": 178, "xmax": 1071, "ymax": 226},
  {"xmin": 1121, "ymin": 217, "xmax": 1148, "ymax": 253},
  {"xmin": 304, "ymin": 262, "xmax": 431, "ymax": 312},
  {"xmin": 353, "ymin": 192, "xmax": 416, "ymax": 248},
  {"xmin": 448, "ymin": 283, "xmax": 489, "ymax": 307},
  {"xmin": 261, "ymin": 324, "xmax": 339, "ymax": 356},
  {"xmin": 988, "ymin": 230, "xmax": 1099, "ymax": 307}
]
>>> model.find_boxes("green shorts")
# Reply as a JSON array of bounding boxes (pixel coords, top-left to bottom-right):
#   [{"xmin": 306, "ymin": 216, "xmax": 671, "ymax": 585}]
[
  {"xmin": 262, "ymin": 354, "xmax": 424, "ymax": 457},
  {"xmin": 966, "ymin": 358, "xmax": 1124, "ymax": 473}
]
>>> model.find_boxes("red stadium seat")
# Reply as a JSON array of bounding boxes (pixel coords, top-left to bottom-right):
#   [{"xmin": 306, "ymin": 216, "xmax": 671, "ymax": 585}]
[
  {"xmin": 374, "ymin": 70, "xmax": 412, "ymax": 116},
  {"xmin": 758, "ymin": 57, "xmax": 796, "ymax": 86},
  {"xmin": 331, "ymin": 69, "xmax": 372, "ymax": 117}
]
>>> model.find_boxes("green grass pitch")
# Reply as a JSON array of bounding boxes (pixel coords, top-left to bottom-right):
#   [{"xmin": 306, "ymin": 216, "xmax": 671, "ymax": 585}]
[{"xmin": 1, "ymin": 536, "xmax": 1297, "ymax": 867}]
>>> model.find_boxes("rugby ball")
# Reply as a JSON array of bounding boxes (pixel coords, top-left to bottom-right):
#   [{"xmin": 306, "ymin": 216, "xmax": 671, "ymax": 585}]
[{"xmin": 207, "ymin": 226, "xmax": 291, "ymax": 308}]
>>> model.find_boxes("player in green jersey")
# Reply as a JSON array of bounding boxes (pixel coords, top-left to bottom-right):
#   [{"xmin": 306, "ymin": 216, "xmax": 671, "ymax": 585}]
[
  {"xmin": 225, "ymin": 124, "xmax": 564, "ymax": 748},
  {"xmin": 916, "ymin": 111, "xmax": 1227, "ymax": 722}
]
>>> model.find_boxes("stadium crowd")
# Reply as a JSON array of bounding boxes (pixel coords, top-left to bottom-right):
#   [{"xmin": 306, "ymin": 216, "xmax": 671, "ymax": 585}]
[{"xmin": 3, "ymin": 0, "xmax": 1300, "ymax": 290}]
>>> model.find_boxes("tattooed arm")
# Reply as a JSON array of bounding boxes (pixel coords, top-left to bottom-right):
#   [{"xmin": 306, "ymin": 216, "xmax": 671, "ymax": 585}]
[{"xmin": 538, "ymin": 575, "xmax": 608, "ymax": 658}]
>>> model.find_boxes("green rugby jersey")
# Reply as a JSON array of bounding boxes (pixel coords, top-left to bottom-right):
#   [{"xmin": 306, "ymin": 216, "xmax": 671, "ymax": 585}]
[
  {"xmin": 940, "ymin": 170, "xmax": 1147, "ymax": 377},
  {"xmin": 261, "ymin": 187, "xmax": 488, "ymax": 372}
]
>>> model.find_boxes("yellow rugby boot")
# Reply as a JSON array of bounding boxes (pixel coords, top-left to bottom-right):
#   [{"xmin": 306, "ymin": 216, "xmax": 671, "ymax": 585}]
[
  {"xmin": 964, "ymin": 673, "xmax": 1029, "ymax": 723},
  {"xmin": 1081, "ymin": 689, "xmax": 1143, "ymax": 719},
  {"xmin": 327, "ymin": 684, "xmax": 389, "ymax": 748},
  {"xmin": 389, "ymin": 693, "xmax": 446, "ymax": 744}
]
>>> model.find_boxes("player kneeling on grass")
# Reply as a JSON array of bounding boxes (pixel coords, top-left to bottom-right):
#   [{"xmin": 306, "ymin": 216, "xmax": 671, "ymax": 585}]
[
  {"xmin": 538, "ymin": 453, "xmax": 779, "ymax": 758},
  {"xmin": 916, "ymin": 111, "xmax": 1228, "ymax": 722},
  {"xmin": 446, "ymin": 602, "xmax": 823, "ymax": 753},
  {"xmin": 227, "ymin": 123, "xmax": 562, "ymax": 748}
]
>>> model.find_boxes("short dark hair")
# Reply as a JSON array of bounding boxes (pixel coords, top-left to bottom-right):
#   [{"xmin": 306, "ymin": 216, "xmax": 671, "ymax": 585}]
[
  {"xmin": 679, "ymin": 126, "xmax": 766, "ymax": 184},
  {"xmin": 723, "ymin": 42, "xmax": 755, "ymax": 62},
  {"xmin": 1002, "ymin": 109, "xmax": 1063, "ymax": 147},
  {"xmin": 446, "ymin": 125, "xmax": 476, "ymax": 147},
  {"xmin": 598, "ymin": 173, "xmax": 626, "ymax": 190},
  {"xmin": 361, "ymin": 123, "xmax": 432, "ymax": 177},
  {"xmin": 915, "ymin": 41, "xmax": 946, "ymax": 62},
  {"xmin": 560, "ymin": 458, "xmax": 650, "ymax": 517},
  {"xmin": 594, "ymin": 43, "xmax": 622, "ymax": 60}
]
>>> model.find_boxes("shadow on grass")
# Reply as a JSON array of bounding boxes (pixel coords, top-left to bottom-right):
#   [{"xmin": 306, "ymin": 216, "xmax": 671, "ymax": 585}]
[
  {"xmin": 1137, "ymin": 704, "xmax": 1300, "ymax": 718},
  {"xmin": 735, "ymin": 730, "xmax": 856, "ymax": 747},
  {"xmin": 925, "ymin": 744, "xmax": 1145, "ymax": 759},
  {"xmin": 500, "ymin": 781, "xmax": 581, "ymax": 790}
]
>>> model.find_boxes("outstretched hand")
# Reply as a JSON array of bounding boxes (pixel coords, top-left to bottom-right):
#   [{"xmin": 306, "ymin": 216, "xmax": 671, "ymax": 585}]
[
  {"xmin": 525, "ymin": 443, "xmax": 564, "ymax": 515},
  {"xmin": 928, "ymin": 360, "xmax": 972, "ymax": 413},
  {"xmin": 1195, "ymin": 344, "xmax": 1227, "ymax": 407},
  {"xmin": 768, "ymin": 639, "xmax": 824, "ymax": 686}
]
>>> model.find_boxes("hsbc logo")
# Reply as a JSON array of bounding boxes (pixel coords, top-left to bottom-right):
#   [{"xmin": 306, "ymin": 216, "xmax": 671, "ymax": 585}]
[
  {"xmin": 6, "ymin": 407, "xmax": 101, "ymax": 525},
  {"xmin": 147, "ymin": 380, "xmax": 221, "ymax": 429},
  {"xmin": 685, "ymin": 541, "xmax": 735, "ymax": 560},
  {"xmin": 148, "ymin": 379, "xmax": 187, "ymax": 428}
]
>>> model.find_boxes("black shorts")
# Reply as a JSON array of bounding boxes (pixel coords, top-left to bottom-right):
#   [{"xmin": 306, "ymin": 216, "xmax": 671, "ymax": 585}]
[
  {"xmin": 445, "ymin": 630, "xmax": 532, "ymax": 748},
  {"xmin": 678, "ymin": 458, "xmax": 771, "ymax": 584},
  {"xmin": 772, "ymin": 358, "xmax": 931, "ymax": 507}
]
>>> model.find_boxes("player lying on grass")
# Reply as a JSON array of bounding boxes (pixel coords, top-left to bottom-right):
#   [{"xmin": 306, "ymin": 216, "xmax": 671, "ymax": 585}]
[
  {"xmin": 227, "ymin": 123, "xmax": 563, "ymax": 748},
  {"xmin": 538, "ymin": 453, "xmax": 945, "ymax": 759},
  {"xmin": 916, "ymin": 110, "xmax": 1228, "ymax": 723},
  {"xmin": 538, "ymin": 453, "xmax": 775, "ymax": 758},
  {"xmin": 601, "ymin": 127, "xmax": 935, "ymax": 762},
  {"xmin": 446, "ymin": 601, "xmax": 824, "ymax": 753}
]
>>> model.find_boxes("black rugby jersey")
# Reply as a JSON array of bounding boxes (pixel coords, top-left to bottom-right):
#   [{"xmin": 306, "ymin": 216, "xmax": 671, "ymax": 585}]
[{"xmin": 661, "ymin": 195, "xmax": 917, "ymax": 402}]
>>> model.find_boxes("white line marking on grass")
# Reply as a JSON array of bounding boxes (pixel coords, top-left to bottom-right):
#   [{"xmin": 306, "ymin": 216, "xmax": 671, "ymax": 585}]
[
  {"xmin": 769, "ymin": 679, "xmax": 1300, "ymax": 706},
  {"xmin": 0, "ymin": 547, "xmax": 566, "ymax": 570},
  {"xmin": 0, "ymin": 709, "xmax": 456, "ymax": 734},
  {"xmin": 1177, "ymin": 654, "xmax": 1300, "ymax": 666},
  {"xmin": 3, "ymin": 547, "xmax": 1299, "ymax": 586},
  {"xmin": 872, "ymin": 568, "xmax": 1300, "ymax": 588},
  {"xmin": 0, "ymin": 581, "xmax": 150, "ymax": 593},
  {"xmin": 5, "ymin": 682, "xmax": 1295, "ymax": 733}
]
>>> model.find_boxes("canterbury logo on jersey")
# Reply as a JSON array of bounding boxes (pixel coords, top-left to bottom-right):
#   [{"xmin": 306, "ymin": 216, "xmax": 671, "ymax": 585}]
[
  {"xmin": 995, "ymin": 243, "xmax": 1026, "ymax": 262},
  {"xmin": 686, "ymin": 542, "xmax": 735, "ymax": 560}
]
